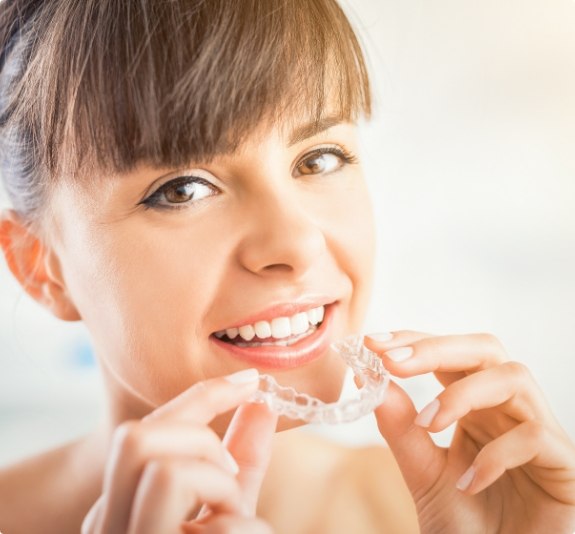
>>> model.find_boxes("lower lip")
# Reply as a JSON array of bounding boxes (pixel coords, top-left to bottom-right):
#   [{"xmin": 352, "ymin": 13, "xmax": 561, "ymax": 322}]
[{"xmin": 210, "ymin": 304, "xmax": 336, "ymax": 370}]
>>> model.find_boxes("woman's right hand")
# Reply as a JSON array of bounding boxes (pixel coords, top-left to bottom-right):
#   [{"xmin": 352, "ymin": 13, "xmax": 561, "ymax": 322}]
[{"xmin": 81, "ymin": 369, "xmax": 277, "ymax": 534}]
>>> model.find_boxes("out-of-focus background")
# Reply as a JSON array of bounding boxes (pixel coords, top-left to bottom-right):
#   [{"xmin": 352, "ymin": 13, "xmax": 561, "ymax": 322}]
[{"xmin": 1, "ymin": 0, "xmax": 574, "ymax": 464}]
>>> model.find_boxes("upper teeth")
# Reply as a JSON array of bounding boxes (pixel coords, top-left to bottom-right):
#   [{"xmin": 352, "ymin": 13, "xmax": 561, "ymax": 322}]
[{"xmin": 215, "ymin": 305, "xmax": 325, "ymax": 341}]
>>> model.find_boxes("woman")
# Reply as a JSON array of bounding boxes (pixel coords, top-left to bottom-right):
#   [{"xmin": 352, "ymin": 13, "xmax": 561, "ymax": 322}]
[{"xmin": 0, "ymin": 0, "xmax": 573, "ymax": 532}]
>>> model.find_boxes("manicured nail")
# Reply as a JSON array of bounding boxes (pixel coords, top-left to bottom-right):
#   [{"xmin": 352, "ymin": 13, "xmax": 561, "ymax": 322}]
[
  {"xmin": 224, "ymin": 368, "xmax": 259, "ymax": 384},
  {"xmin": 415, "ymin": 399, "xmax": 440, "ymax": 428},
  {"xmin": 366, "ymin": 332, "xmax": 394, "ymax": 342},
  {"xmin": 385, "ymin": 347, "xmax": 413, "ymax": 362},
  {"xmin": 456, "ymin": 466, "xmax": 476, "ymax": 491},
  {"xmin": 223, "ymin": 448, "xmax": 240, "ymax": 475}
]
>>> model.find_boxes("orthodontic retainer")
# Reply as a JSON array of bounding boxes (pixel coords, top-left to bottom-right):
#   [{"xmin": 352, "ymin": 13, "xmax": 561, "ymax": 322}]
[{"xmin": 249, "ymin": 335, "xmax": 390, "ymax": 424}]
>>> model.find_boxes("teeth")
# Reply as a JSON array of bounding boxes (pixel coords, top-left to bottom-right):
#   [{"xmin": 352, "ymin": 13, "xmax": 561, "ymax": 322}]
[
  {"xmin": 307, "ymin": 308, "xmax": 319, "ymax": 325},
  {"xmin": 290, "ymin": 312, "xmax": 309, "ymax": 335},
  {"xmin": 271, "ymin": 317, "xmax": 291, "ymax": 339},
  {"xmin": 218, "ymin": 305, "xmax": 326, "ymax": 342},
  {"xmin": 254, "ymin": 320, "xmax": 272, "ymax": 339},
  {"xmin": 238, "ymin": 324, "xmax": 256, "ymax": 341},
  {"xmin": 225, "ymin": 327, "xmax": 239, "ymax": 339}
]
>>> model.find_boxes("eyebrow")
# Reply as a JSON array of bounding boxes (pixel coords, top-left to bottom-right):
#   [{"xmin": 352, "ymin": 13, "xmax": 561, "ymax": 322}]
[{"xmin": 287, "ymin": 115, "xmax": 346, "ymax": 147}]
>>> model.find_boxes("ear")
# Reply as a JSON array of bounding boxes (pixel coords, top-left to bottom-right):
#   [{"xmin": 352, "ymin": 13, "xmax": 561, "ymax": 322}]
[{"xmin": 0, "ymin": 209, "xmax": 81, "ymax": 321}]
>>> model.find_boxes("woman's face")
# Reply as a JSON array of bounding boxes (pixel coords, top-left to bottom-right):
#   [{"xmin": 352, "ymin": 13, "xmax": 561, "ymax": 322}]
[{"xmin": 48, "ymin": 119, "xmax": 376, "ymax": 428}]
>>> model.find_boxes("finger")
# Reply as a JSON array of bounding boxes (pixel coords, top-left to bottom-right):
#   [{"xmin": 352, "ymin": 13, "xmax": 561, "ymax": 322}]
[
  {"xmin": 223, "ymin": 402, "xmax": 278, "ymax": 515},
  {"xmin": 372, "ymin": 379, "xmax": 444, "ymax": 497},
  {"xmin": 101, "ymin": 420, "xmax": 241, "ymax": 534},
  {"xmin": 456, "ymin": 420, "xmax": 575, "ymax": 496},
  {"xmin": 415, "ymin": 361, "xmax": 553, "ymax": 432},
  {"xmin": 81, "ymin": 495, "xmax": 104, "ymax": 534},
  {"xmin": 127, "ymin": 460, "xmax": 242, "ymax": 534},
  {"xmin": 365, "ymin": 331, "xmax": 465, "ymax": 387},
  {"xmin": 182, "ymin": 514, "xmax": 274, "ymax": 534},
  {"xmin": 144, "ymin": 369, "xmax": 260, "ymax": 424},
  {"xmin": 365, "ymin": 331, "xmax": 469, "ymax": 391},
  {"xmin": 364, "ymin": 330, "xmax": 434, "ymax": 351},
  {"xmin": 367, "ymin": 332, "xmax": 508, "ymax": 381}
]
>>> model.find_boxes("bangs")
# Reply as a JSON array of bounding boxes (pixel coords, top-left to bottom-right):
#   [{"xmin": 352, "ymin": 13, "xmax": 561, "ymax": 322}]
[{"xmin": 14, "ymin": 0, "xmax": 371, "ymax": 176}]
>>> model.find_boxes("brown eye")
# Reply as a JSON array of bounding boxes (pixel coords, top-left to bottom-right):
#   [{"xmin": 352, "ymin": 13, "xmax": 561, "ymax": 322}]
[
  {"xmin": 164, "ymin": 181, "xmax": 197, "ymax": 203},
  {"xmin": 142, "ymin": 176, "xmax": 218, "ymax": 209},
  {"xmin": 295, "ymin": 149, "xmax": 350, "ymax": 177}
]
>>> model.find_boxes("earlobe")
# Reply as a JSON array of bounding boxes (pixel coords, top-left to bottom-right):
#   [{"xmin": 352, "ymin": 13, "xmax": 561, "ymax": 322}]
[{"xmin": 0, "ymin": 209, "xmax": 81, "ymax": 321}]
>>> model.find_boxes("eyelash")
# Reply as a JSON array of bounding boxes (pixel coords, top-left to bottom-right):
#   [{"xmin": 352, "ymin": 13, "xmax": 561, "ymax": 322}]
[
  {"xmin": 299, "ymin": 146, "xmax": 359, "ymax": 168},
  {"xmin": 139, "ymin": 176, "xmax": 216, "ymax": 211},
  {"xmin": 140, "ymin": 145, "xmax": 359, "ymax": 211}
]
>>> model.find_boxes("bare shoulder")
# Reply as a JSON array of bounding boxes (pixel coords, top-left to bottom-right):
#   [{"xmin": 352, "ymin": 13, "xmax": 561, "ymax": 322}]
[
  {"xmin": 262, "ymin": 430, "xmax": 418, "ymax": 534},
  {"xmin": 0, "ymin": 438, "xmax": 101, "ymax": 534}
]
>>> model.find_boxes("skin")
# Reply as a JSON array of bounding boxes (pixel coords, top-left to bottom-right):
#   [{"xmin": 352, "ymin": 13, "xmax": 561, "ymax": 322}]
[
  {"xmin": 48, "ymin": 121, "xmax": 374, "ymax": 428},
  {"xmin": 0, "ymin": 119, "xmax": 574, "ymax": 533},
  {"xmin": 365, "ymin": 331, "xmax": 575, "ymax": 533}
]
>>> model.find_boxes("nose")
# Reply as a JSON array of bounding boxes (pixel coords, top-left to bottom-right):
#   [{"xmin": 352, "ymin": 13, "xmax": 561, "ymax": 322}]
[{"xmin": 236, "ymin": 187, "xmax": 328, "ymax": 279}]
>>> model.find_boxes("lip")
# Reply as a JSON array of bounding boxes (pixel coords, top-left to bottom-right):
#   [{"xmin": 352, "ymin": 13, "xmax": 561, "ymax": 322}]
[
  {"xmin": 215, "ymin": 296, "xmax": 336, "ymax": 331},
  {"xmin": 210, "ymin": 302, "xmax": 337, "ymax": 370}
]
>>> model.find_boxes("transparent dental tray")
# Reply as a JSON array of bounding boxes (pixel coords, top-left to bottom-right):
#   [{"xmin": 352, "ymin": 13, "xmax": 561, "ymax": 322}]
[{"xmin": 249, "ymin": 335, "xmax": 390, "ymax": 424}]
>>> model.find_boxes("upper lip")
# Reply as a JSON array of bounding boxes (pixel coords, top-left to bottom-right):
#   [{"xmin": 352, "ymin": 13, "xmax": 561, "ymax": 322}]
[{"xmin": 213, "ymin": 296, "xmax": 336, "ymax": 332}]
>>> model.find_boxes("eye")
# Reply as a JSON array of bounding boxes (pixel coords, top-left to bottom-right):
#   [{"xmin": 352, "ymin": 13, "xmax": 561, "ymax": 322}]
[
  {"xmin": 294, "ymin": 147, "xmax": 358, "ymax": 177},
  {"xmin": 140, "ymin": 176, "xmax": 219, "ymax": 210}
]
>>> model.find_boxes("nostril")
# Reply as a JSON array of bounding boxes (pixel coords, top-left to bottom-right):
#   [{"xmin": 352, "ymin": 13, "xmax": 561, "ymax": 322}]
[
  {"xmin": 261, "ymin": 263, "xmax": 293, "ymax": 273},
  {"xmin": 236, "ymin": 213, "xmax": 327, "ymax": 276}
]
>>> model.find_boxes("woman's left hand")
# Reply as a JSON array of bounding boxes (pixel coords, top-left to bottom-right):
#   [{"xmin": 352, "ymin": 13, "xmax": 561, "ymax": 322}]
[{"xmin": 364, "ymin": 331, "xmax": 575, "ymax": 534}]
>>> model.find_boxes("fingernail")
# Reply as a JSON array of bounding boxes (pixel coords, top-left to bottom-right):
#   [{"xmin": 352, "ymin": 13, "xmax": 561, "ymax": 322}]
[
  {"xmin": 415, "ymin": 399, "xmax": 440, "ymax": 428},
  {"xmin": 223, "ymin": 448, "xmax": 240, "ymax": 475},
  {"xmin": 385, "ymin": 347, "xmax": 413, "ymax": 362},
  {"xmin": 366, "ymin": 332, "xmax": 394, "ymax": 342},
  {"xmin": 456, "ymin": 466, "xmax": 476, "ymax": 491},
  {"xmin": 224, "ymin": 368, "xmax": 259, "ymax": 384}
]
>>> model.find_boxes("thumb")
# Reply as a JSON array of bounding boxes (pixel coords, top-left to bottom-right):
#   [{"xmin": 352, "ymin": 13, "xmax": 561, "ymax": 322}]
[
  {"xmin": 374, "ymin": 379, "xmax": 445, "ymax": 496},
  {"xmin": 223, "ymin": 402, "xmax": 278, "ymax": 515}
]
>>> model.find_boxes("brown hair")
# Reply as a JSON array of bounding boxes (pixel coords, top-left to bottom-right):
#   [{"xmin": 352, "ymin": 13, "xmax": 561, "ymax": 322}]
[{"xmin": 0, "ymin": 0, "xmax": 371, "ymax": 224}]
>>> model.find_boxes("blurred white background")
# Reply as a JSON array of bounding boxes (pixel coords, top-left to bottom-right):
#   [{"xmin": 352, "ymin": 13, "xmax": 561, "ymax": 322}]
[{"xmin": 1, "ymin": 0, "xmax": 574, "ymax": 464}]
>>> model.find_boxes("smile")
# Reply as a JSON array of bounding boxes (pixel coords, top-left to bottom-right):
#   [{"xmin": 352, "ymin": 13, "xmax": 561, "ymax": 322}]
[
  {"xmin": 214, "ymin": 305, "xmax": 325, "ymax": 346},
  {"xmin": 210, "ymin": 303, "xmax": 335, "ymax": 370}
]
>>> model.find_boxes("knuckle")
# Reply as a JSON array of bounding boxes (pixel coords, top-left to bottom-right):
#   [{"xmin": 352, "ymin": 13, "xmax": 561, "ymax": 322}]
[
  {"xmin": 113, "ymin": 420, "xmax": 144, "ymax": 455},
  {"xmin": 502, "ymin": 360, "xmax": 531, "ymax": 382},
  {"xmin": 524, "ymin": 420, "xmax": 545, "ymax": 442},
  {"xmin": 476, "ymin": 332, "xmax": 505, "ymax": 354}
]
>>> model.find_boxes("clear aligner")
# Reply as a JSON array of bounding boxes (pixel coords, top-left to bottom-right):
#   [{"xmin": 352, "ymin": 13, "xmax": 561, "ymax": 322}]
[{"xmin": 249, "ymin": 335, "xmax": 390, "ymax": 424}]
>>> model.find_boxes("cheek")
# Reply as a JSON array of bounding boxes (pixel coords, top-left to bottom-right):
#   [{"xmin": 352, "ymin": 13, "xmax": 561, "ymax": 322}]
[
  {"xmin": 327, "ymin": 178, "xmax": 376, "ymax": 329},
  {"xmin": 311, "ymin": 171, "xmax": 375, "ymax": 252},
  {"xmin": 58, "ymin": 216, "xmax": 230, "ymax": 402},
  {"xmin": 346, "ymin": 189, "xmax": 376, "ymax": 276}
]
